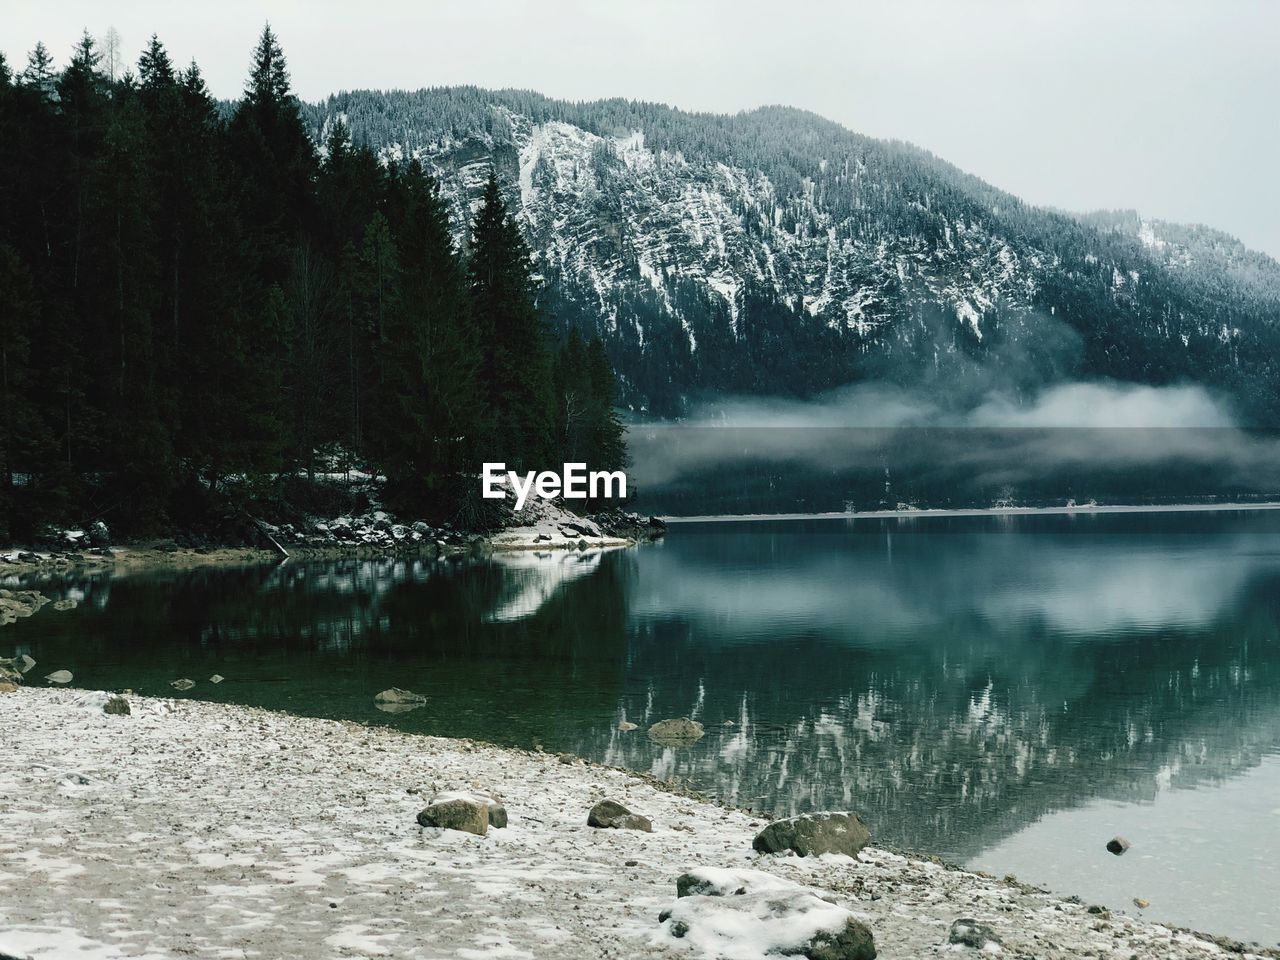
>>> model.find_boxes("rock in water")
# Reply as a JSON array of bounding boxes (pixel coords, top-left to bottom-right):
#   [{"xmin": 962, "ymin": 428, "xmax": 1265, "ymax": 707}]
[
  {"xmin": 209, "ymin": 674, "xmax": 224, "ymax": 684},
  {"xmin": 17, "ymin": 654, "xmax": 35, "ymax": 674},
  {"xmin": 170, "ymin": 678, "xmax": 195, "ymax": 691},
  {"xmin": 948, "ymin": 918, "xmax": 1002, "ymax": 949},
  {"xmin": 588, "ymin": 799, "xmax": 652, "ymax": 832},
  {"xmin": 45, "ymin": 669, "xmax": 73, "ymax": 685},
  {"xmin": 51, "ymin": 598, "xmax": 78, "ymax": 611},
  {"xmin": 1133, "ymin": 897, "xmax": 1151, "ymax": 909},
  {"xmin": 373, "ymin": 687, "xmax": 428, "ymax": 705},
  {"xmin": 417, "ymin": 798, "xmax": 489, "ymax": 836},
  {"xmin": 647, "ymin": 717, "xmax": 705, "ymax": 744},
  {"xmin": 617, "ymin": 720, "xmax": 638, "ymax": 731},
  {"xmin": 752, "ymin": 811, "xmax": 871, "ymax": 858},
  {"xmin": 1106, "ymin": 836, "xmax": 1130, "ymax": 855},
  {"xmin": 103, "ymin": 696, "xmax": 131, "ymax": 716}
]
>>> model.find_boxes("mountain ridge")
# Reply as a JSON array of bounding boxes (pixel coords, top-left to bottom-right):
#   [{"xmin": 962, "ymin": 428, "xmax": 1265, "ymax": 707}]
[{"xmin": 301, "ymin": 87, "xmax": 1280, "ymax": 422}]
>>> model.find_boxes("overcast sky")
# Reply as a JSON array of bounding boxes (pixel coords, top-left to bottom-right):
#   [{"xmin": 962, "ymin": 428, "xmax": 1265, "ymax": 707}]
[{"xmin": 7, "ymin": 0, "xmax": 1279, "ymax": 257}]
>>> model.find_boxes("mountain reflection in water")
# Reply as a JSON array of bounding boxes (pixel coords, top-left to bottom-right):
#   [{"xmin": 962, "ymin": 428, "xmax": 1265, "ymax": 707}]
[{"xmin": 7, "ymin": 510, "xmax": 1280, "ymax": 940}]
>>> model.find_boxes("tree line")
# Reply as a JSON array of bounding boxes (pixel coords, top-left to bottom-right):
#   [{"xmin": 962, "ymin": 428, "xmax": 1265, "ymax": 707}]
[{"xmin": 0, "ymin": 27, "xmax": 626, "ymax": 542}]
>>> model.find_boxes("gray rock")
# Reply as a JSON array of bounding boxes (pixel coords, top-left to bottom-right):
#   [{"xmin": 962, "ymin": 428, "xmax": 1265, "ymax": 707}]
[
  {"xmin": 1106, "ymin": 836, "xmax": 1130, "ymax": 855},
  {"xmin": 412, "ymin": 521, "xmax": 431, "ymax": 536},
  {"xmin": 752, "ymin": 811, "xmax": 871, "ymax": 858},
  {"xmin": 45, "ymin": 669, "xmax": 73, "ymax": 685},
  {"xmin": 647, "ymin": 717, "xmax": 705, "ymax": 744},
  {"xmin": 663, "ymin": 869, "xmax": 875, "ymax": 960},
  {"xmin": 51, "ymin": 598, "xmax": 78, "ymax": 611},
  {"xmin": 170, "ymin": 678, "xmax": 195, "ymax": 691},
  {"xmin": 417, "ymin": 798, "xmax": 489, "ymax": 836},
  {"xmin": 588, "ymin": 799, "xmax": 652, "ymax": 832},
  {"xmin": 617, "ymin": 720, "xmax": 639, "ymax": 731},
  {"xmin": 16, "ymin": 654, "xmax": 35, "ymax": 674},
  {"xmin": 806, "ymin": 919, "xmax": 877, "ymax": 960},
  {"xmin": 948, "ymin": 918, "xmax": 1002, "ymax": 949},
  {"xmin": 103, "ymin": 696, "xmax": 131, "ymax": 716},
  {"xmin": 209, "ymin": 674, "xmax": 224, "ymax": 684},
  {"xmin": 88, "ymin": 520, "xmax": 110, "ymax": 547},
  {"xmin": 488, "ymin": 803, "xmax": 508, "ymax": 829},
  {"xmin": 373, "ymin": 687, "xmax": 427, "ymax": 705}
]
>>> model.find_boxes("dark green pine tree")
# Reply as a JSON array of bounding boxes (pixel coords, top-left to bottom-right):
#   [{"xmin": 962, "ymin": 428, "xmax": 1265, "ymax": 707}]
[
  {"xmin": 370, "ymin": 160, "xmax": 481, "ymax": 512},
  {"xmin": 19, "ymin": 42, "xmax": 56, "ymax": 97},
  {"xmin": 468, "ymin": 169, "xmax": 554, "ymax": 470},
  {"xmin": 224, "ymin": 25, "xmax": 318, "ymax": 477},
  {"xmin": 226, "ymin": 24, "xmax": 317, "ymax": 284},
  {"xmin": 0, "ymin": 244, "xmax": 43, "ymax": 541},
  {"xmin": 90, "ymin": 84, "xmax": 173, "ymax": 530},
  {"xmin": 584, "ymin": 334, "xmax": 627, "ymax": 474},
  {"xmin": 318, "ymin": 119, "xmax": 384, "ymax": 457}
]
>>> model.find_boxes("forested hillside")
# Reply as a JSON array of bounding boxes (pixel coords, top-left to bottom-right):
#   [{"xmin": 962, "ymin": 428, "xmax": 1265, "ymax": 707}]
[
  {"xmin": 0, "ymin": 30, "xmax": 625, "ymax": 541},
  {"xmin": 303, "ymin": 89, "xmax": 1280, "ymax": 421}
]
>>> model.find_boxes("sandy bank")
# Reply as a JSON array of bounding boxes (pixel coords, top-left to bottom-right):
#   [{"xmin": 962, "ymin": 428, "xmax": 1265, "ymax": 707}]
[{"xmin": 0, "ymin": 689, "xmax": 1269, "ymax": 960}]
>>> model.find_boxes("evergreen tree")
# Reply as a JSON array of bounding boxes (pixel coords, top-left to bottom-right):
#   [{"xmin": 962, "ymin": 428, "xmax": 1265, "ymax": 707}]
[
  {"xmin": 226, "ymin": 24, "xmax": 317, "ymax": 284},
  {"xmin": 91, "ymin": 88, "xmax": 172, "ymax": 529},
  {"xmin": 468, "ymin": 169, "xmax": 554, "ymax": 469},
  {"xmin": 584, "ymin": 335, "xmax": 627, "ymax": 473},
  {"xmin": 0, "ymin": 245, "xmax": 41, "ymax": 540},
  {"xmin": 19, "ymin": 42, "xmax": 56, "ymax": 96},
  {"xmin": 371, "ymin": 161, "xmax": 481, "ymax": 511}
]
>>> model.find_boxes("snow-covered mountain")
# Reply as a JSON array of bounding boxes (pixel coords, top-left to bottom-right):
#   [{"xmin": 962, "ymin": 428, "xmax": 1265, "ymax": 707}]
[{"xmin": 304, "ymin": 89, "xmax": 1280, "ymax": 421}]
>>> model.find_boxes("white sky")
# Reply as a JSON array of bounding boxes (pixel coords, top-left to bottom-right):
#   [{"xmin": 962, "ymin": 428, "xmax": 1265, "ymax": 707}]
[{"xmin": 7, "ymin": 0, "xmax": 1279, "ymax": 257}]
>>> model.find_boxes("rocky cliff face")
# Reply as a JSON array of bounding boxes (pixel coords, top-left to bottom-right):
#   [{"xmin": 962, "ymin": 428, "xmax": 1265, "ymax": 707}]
[{"xmin": 306, "ymin": 91, "xmax": 1280, "ymax": 420}]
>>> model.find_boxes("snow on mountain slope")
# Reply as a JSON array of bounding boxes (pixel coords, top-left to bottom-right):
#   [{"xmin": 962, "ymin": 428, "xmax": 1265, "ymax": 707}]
[{"xmin": 308, "ymin": 91, "xmax": 1280, "ymax": 420}]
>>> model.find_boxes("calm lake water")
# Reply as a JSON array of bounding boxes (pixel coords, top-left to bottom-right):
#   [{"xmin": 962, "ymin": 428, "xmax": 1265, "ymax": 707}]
[{"xmin": 6, "ymin": 510, "xmax": 1280, "ymax": 944}]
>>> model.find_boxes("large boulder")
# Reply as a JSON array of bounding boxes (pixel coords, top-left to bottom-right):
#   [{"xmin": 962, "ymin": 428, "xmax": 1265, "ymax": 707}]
[
  {"xmin": 417, "ymin": 796, "xmax": 490, "ymax": 836},
  {"xmin": 661, "ymin": 868, "xmax": 875, "ymax": 960},
  {"xmin": 88, "ymin": 520, "xmax": 111, "ymax": 547},
  {"xmin": 587, "ymin": 799, "xmax": 652, "ymax": 832},
  {"xmin": 103, "ymin": 696, "xmax": 131, "ymax": 716},
  {"xmin": 648, "ymin": 717, "xmax": 705, "ymax": 744},
  {"xmin": 753, "ymin": 812, "xmax": 871, "ymax": 858}
]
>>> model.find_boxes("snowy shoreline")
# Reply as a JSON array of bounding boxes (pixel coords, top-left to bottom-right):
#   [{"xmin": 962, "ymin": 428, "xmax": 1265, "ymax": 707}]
[{"xmin": 0, "ymin": 688, "xmax": 1272, "ymax": 960}]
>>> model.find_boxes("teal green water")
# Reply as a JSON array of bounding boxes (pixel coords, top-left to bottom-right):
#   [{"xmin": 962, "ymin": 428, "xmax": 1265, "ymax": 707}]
[{"xmin": 5, "ymin": 510, "xmax": 1280, "ymax": 943}]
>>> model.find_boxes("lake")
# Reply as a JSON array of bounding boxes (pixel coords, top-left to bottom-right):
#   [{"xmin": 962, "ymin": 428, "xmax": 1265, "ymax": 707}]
[{"xmin": 5, "ymin": 509, "xmax": 1280, "ymax": 945}]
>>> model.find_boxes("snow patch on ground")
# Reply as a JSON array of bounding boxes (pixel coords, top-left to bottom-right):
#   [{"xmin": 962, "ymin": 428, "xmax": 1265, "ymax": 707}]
[{"xmin": 0, "ymin": 689, "xmax": 1267, "ymax": 960}]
